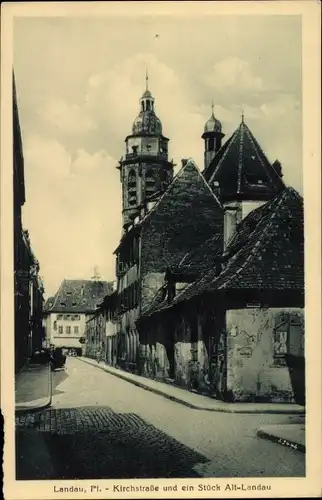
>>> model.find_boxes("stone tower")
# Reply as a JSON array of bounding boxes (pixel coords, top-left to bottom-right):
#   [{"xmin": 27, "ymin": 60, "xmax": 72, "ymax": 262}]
[
  {"xmin": 117, "ymin": 74, "xmax": 174, "ymax": 230},
  {"xmin": 202, "ymin": 101, "xmax": 225, "ymax": 171}
]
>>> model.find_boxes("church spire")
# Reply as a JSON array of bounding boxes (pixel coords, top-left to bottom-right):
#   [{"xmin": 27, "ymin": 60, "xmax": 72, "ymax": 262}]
[{"xmin": 145, "ymin": 68, "xmax": 149, "ymax": 92}]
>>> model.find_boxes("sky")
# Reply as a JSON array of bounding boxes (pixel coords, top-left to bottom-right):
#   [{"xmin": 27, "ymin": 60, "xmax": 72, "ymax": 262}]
[{"xmin": 13, "ymin": 14, "xmax": 302, "ymax": 298}]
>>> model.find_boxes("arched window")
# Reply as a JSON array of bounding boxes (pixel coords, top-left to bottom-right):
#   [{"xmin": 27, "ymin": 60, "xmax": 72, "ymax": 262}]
[
  {"xmin": 146, "ymin": 100, "xmax": 151, "ymax": 111},
  {"xmin": 208, "ymin": 137, "xmax": 215, "ymax": 151},
  {"xmin": 128, "ymin": 170, "xmax": 137, "ymax": 207},
  {"xmin": 145, "ymin": 169, "xmax": 155, "ymax": 197}
]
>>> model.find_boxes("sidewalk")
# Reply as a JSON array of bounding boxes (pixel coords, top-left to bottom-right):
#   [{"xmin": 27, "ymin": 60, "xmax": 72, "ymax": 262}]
[
  {"xmin": 79, "ymin": 357, "xmax": 305, "ymax": 415},
  {"xmin": 257, "ymin": 424, "xmax": 305, "ymax": 453},
  {"xmin": 15, "ymin": 362, "xmax": 52, "ymax": 413}
]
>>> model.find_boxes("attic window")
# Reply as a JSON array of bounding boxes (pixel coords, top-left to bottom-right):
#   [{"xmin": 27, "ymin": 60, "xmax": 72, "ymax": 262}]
[
  {"xmin": 214, "ymin": 181, "xmax": 219, "ymax": 187},
  {"xmin": 60, "ymin": 302, "xmax": 66, "ymax": 306},
  {"xmin": 258, "ymin": 180, "xmax": 263, "ymax": 185},
  {"xmin": 72, "ymin": 302, "xmax": 77, "ymax": 306}
]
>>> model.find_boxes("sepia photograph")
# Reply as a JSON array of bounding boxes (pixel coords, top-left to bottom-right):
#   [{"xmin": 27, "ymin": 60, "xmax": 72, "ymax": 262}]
[{"xmin": 1, "ymin": 1, "xmax": 321, "ymax": 499}]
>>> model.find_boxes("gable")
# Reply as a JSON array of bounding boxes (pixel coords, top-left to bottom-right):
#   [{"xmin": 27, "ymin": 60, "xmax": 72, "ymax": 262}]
[
  {"xmin": 205, "ymin": 120, "xmax": 285, "ymax": 202},
  {"xmin": 140, "ymin": 159, "xmax": 224, "ymax": 274}
]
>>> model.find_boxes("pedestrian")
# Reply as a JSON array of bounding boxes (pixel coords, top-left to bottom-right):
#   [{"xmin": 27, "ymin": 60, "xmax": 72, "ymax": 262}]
[{"xmin": 96, "ymin": 348, "xmax": 102, "ymax": 364}]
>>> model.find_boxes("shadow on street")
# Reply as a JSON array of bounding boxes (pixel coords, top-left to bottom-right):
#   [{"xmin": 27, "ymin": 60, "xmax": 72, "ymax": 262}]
[
  {"xmin": 15, "ymin": 405, "xmax": 209, "ymax": 480},
  {"xmin": 52, "ymin": 370, "xmax": 69, "ymax": 396}
]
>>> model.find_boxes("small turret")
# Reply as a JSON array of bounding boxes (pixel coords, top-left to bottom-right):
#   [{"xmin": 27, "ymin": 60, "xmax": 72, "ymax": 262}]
[{"xmin": 202, "ymin": 101, "xmax": 225, "ymax": 171}]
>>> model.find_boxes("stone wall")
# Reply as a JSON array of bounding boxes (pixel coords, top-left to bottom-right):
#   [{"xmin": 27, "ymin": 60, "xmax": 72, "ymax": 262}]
[
  {"xmin": 140, "ymin": 272, "xmax": 165, "ymax": 311},
  {"xmin": 139, "ymin": 312, "xmax": 212, "ymax": 394},
  {"xmin": 226, "ymin": 307, "xmax": 304, "ymax": 402}
]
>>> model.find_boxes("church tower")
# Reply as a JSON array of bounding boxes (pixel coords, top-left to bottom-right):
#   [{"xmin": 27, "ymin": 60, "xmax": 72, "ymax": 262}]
[
  {"xmin": 117, "ymin": 73, "xmax": 174, "ymax": 230},
  {"xmin": 202, "ymin": 101, "xmax": 225, "ymax": 171}
]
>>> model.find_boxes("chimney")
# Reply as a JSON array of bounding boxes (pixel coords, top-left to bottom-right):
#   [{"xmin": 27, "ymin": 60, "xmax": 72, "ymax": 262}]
[{"xmin": 272, "ymin": 160, "xmax": 283, "ymax": 178}]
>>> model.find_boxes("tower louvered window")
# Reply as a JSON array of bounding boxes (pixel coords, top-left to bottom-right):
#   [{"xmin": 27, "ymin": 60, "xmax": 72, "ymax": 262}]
[
  {"xmin": 128, "ymin": 170, "xmax": 137, "ymax": 207},
  {"xmin": 145, "ymin": 169, "xmax": 155, "ymax": 197}
]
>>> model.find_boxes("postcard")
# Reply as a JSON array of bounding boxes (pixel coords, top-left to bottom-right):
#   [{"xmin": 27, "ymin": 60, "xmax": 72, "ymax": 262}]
[{"xmin": 1, "ymin": 1, "xmax": 321, "ymax": 499}]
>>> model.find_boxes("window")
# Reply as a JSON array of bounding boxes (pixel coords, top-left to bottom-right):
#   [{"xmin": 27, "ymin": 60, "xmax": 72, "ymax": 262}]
[
  {"xmin": 66, "ymin": 326, "xmax": 71, "ymax": 334},
  {"xmin": 145, "ymin": 170, "xmax": 155, "ymax": 196},
  {"xmin": 208, "ymin": 138, "xmax": 215, "ymax": 151},
  {"xmin": 58, "ymin": 326, "xmax": 63, "ymax": 334},
  {"xmin": 273, "ymin": 313, "xmax": 289, "ymax": 365},
  {"xmin": 57, "ymin": 315, "xmax": 63, "ymax": 320},
  {"xmin": 128, "ymin": 170, "xmax": 137, "ymax": 206},
  {"xmin": 74, "ymin": 326, "xmax": 79, "ymax": 335}
]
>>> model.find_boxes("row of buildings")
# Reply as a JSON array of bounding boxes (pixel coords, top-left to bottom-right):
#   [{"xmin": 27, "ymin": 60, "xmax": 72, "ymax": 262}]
[
  {"xmin": 13, "ymin": 74, "xmax": 45, "ymax": 373},
  {"xmin": 43, "ymin": 277, "xmax": 113, "ymax": 354},
  {"xmin": 43, "ymin": 80, "xmax": 305, "ymax": 404}
]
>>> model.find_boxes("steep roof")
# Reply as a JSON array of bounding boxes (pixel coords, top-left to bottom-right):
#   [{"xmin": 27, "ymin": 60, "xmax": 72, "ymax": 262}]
[
  {"xmin": 115, "ymin": 158, "xmax": 224, "ymax": 260},
  {"xmin": 140, "ymin": 159, "xmax": 224, "ymax": 273},
  {"xmin": 204, "ymin": 119, "xmax": 285, "ymax": 202},
  {"xmin": 140, "ymin": 187, "xmax": 304, "ymax": 320},
  {"xmin": 175, "ymin": 187, "xmax": 304, "ymax": 304},
  {"xmin": 44, "ymin": 279, "xmax": 114, "ymax": 313},
  {"xmin": 168, "ymin": 232, "xmax": 223, "ymax": 281},
  {"xmin": 141, "ymin": 284, "xmax": 168, "ymax": 317}
]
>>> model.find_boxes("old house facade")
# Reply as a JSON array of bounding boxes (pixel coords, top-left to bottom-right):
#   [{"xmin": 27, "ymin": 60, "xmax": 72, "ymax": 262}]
[
  {"xmin": 138, "ymin": 187, "xmax": 304, "ymax": 404},
  {"xmin": 84, "ymin": 291, "xmax": 119, "ymax": 364},
  {"xmin": 14, "ymin": 73, "xmax": 45, "ymax": 372},
  {"xmin": 43, "ymin": 279, "xmax": 113, "ymax": 354}
]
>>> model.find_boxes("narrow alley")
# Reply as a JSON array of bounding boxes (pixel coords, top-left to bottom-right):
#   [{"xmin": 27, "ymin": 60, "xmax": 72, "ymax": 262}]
[{"xmin": 16, "ymin": 357, "xmax": 305, "ymax": 480}]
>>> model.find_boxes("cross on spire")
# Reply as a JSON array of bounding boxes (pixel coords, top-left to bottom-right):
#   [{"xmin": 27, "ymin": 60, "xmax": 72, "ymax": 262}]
[
  {"xmin": 241, "ymin": 108, "xmax": 245, "ymax": 123},
  {"xmin": 211, "ymin": 99, "xmax": 215, "ymax": 117}
]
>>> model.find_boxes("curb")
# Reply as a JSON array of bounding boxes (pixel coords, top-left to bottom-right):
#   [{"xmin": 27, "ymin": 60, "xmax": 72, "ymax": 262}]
[
  {"xmin": 78, "ymin": 357, "xmax": 305, "ymax": 415},
  {"xmin": 257, "ymin": 429, "xmax": 305, "ymax": 453},
  {"xmin": 15, "ymin": 364, "xmax": 53, "ymax": 415}
]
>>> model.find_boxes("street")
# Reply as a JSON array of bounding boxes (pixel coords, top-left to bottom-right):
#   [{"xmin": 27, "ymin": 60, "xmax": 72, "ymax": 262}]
[{"xmin": 16, "ymin": 357, "xmax": 305, "ymax": 480}]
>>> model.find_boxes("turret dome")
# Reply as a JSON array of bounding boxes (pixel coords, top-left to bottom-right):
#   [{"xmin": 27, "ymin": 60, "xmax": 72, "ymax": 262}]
[
  {"xmin": 132, "ymin": 113, "xmax": 162, "ymax": 135},
  {"xmin": 204, "ymin": 112, "xmax": 222, "ymax": 134},
  {"xmin": 132, "ymin": 85, "xmax": 163, "ymax": 136}
]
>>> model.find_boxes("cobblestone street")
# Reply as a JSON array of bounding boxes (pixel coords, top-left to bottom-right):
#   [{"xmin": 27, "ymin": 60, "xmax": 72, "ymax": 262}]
[{"xmin": 16, "ymin": 357, "xmax": 305, "ymax": 479}]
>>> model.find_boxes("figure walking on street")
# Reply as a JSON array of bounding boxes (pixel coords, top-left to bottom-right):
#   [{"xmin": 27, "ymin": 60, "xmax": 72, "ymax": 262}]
[{"xmin": 96, "ymin": 348, "xmax": 102, "ymax": 364}]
